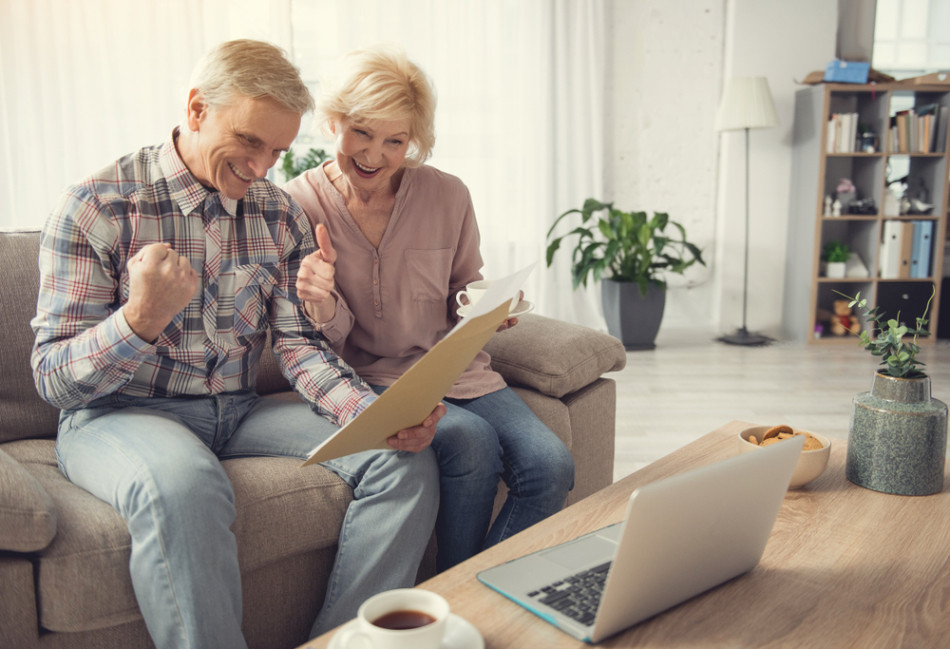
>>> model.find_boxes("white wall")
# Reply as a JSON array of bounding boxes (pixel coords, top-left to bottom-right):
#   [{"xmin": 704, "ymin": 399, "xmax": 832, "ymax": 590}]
[{"xmin": 609, "ymin": 0, "xmax": 838, "ymax": 337}]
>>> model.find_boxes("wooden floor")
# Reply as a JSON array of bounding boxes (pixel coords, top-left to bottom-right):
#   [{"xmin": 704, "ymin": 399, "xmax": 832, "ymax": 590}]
[{"xmin": 612, "ymin": 327, "xmax": 950, "ymax": 481}]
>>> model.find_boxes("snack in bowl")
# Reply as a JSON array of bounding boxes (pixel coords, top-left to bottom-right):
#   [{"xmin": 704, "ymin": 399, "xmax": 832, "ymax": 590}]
[
  {"xmin": 748, "ymin": 425, "xmax": 824, "ymax": 451},
  {"xmin": 738, "ymin": 425, "xmax": 831, "ymax": 488}
]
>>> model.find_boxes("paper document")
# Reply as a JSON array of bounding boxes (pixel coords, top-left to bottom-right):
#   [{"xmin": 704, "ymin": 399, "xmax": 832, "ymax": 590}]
[{"xmin": 302, "ymin": 264, "xmax": 535, "ymax": 466}]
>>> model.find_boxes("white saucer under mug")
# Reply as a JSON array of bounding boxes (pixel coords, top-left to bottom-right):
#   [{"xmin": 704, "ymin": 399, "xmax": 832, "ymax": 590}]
[
  {"xmin": 328, "ymin": 613, "xmax": 484, "ymax": 649},
  {"xmin": 457, "ymin": 299, "xmax": 534, "ymax": 319}
]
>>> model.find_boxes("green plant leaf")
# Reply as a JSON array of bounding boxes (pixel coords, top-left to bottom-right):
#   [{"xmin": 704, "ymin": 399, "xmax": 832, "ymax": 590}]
[
  {"xmin": 281, "ymin": 147, "xmax": 332, "ymax": 181},
  {"xmin": 545, "ymin": 198, "xmax": 705, "ymax": 294},
  {"xmin": 832, "ymin": 286, "xmax": 934, "ymax": 378},
  {"xmin": 545, "ymin": 239, "xmax": 561, "ymax": 266}
]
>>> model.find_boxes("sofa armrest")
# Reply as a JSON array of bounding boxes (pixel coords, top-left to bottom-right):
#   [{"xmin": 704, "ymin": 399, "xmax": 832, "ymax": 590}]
[
  {"xmin": 484, "ymin": 314, "xmax": 626, "ymax": 399},
  {"xmin": 0, "ymin": 447, "xmax": 57, "ymax": 552}
]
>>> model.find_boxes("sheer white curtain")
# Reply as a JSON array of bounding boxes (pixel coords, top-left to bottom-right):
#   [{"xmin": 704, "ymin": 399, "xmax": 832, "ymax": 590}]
[
  {"xmin": 0, "ymin": 0, "xmax": 292, "ymax": 230},
  {"xmin": 1, "ymin": 0, "xmax": 606, "ymax": 327}
]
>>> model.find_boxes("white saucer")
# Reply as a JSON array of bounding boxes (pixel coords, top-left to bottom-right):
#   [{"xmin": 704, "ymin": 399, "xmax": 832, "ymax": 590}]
[
  {"xmin": 328, "ymin": 613, "xmax": 484, "ymax": 649},
  {"xmin": 457, "ymin": 300, "xmax": 534, "ymax": 319}
]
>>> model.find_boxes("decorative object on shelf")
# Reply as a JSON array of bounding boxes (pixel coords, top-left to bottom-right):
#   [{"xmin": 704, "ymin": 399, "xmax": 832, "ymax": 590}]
[
  {"xmin": 824, "ymin": 195, "xmax": 833, "ymax": 216},
  {"xmin": 545, "ymin": 198, "xmax": 705, "ymax": 350},
  {"xmin": 901, "ymin": 176, "xmax": 933, "ymax": 215},
  {"xmin": 714, "ymin": 76, "xmax": 779, "ymax": 346},
  {"xmin": 828, "ymin": 299, "xmax": 860, "ymax": 335},
  {"xmin": 280, "ymin": 146, "xmax": 332, "ymax": 182},
  {"xmin": 902, "ymin": 197, "xmax": 933, "ymax": 215},
  {"xmin": 834, "ymin": 177, "xmax": 857, "ymax": 211},
  {"xmin": 838, "ymin": 289, "xmax": 947, "ymax": 496},
  {"xmin": 824, "ymin": 60, "xmax": 871, "ymax": 84},
  {"xmin": 882, "ymin": 186, "xmax": 900, "ymax": 216},
  {"xmin": 821, "ymin": 240, "xmax": 850, "ymax": 278},
  {"xmin": 844, "ymin": 252, "xmax": 870, "ymax": 278},
  {"xmin": 831, "ymin": 199, "xmax": 842, "ymax": 217},
  {"xmin": 858, "ymin": 128, "xmax": 878, "ymax": 153},
  {"xmin": 846, "ymin": 197, "xmax": 877, "ymax": 214}
]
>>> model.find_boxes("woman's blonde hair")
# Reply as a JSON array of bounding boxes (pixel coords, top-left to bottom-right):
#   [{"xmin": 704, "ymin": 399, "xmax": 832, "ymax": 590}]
[
  {"xmin": 318, "ymin": 45, "xmax": 436, "ymax": 166},
  {"xmin": 189, "ymin": 39, "xmax": 315, "ymax": 115}
]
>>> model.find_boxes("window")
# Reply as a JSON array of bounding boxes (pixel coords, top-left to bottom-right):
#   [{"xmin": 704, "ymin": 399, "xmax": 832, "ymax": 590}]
[{"xmin": 874, "ymin": 0, "xmax": 950, "ymax": 77}]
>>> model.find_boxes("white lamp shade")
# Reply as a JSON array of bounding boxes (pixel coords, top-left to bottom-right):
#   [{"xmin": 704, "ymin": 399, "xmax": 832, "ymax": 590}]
[{"xmin": 715, "ymin": 76, "xmax": 779, "ymax": 131}]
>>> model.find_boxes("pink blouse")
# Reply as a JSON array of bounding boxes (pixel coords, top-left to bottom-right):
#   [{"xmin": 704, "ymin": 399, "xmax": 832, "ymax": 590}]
[{"xmin": 283, "ymin": 163, "xmax": 506, "ymax": 399}]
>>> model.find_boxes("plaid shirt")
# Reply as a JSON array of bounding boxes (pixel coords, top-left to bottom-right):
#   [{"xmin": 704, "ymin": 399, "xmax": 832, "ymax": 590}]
[{"xmin": 31, "ymin": 132, "xmax": 374, "ymax": 426}]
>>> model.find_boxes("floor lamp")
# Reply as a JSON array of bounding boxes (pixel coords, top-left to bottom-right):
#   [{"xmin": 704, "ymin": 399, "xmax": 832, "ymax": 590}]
[{"xmin": 715, "ymin": 76, "xmax": 779, "ymax": 346}]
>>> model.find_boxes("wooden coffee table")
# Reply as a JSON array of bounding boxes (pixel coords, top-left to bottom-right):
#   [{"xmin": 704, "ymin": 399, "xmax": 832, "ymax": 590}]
[{"xmin": 300, "ymin": 420, "xmax": 950, "ymax": 648}]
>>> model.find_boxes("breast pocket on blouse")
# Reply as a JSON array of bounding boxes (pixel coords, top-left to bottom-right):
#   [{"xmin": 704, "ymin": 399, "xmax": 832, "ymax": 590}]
[
  {"xmin": 404, "ymin": 248, "xmax": 454, "ymax": 302},
  {"xmin": 230, "ymin": 263, "xmax": 279, "ymax": 338}
]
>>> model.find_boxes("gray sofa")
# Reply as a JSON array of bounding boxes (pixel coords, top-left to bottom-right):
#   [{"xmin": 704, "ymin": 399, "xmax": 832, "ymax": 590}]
[{"xmin": 0, "ymin": 229, "xmax": 626, "ymax": 649}]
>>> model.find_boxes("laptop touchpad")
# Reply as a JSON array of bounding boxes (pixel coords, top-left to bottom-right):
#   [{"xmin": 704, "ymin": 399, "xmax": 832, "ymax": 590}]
[{"xmin": 541, "ymin": 534, "xmax": 617, "ymax": 571}]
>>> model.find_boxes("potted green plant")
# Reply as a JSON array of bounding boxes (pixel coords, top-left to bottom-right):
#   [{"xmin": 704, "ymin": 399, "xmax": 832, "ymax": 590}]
[
  {"xmin": 821, "ymin": 240, "xmax": 850, "ymax": 278},
  {"xmin": 836, "ymin": 289, "xmax": 946, "ymax": 496},
  {"xmin": 280, "ymin": 146, "xmax": 332, "ymax": 182},
  {"xmin": 545, "ymin": 198, "xmax": 705, "ymax": 349}
]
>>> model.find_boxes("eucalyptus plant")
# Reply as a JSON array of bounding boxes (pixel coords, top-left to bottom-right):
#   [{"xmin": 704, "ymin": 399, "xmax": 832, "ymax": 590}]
[
  {"xmin": 545, "ymin": 198, "xmax": 705, "ymax": 296},
  {"xmin": 837, "ymin": 287, "xmax": 935, "ymax": 378}
]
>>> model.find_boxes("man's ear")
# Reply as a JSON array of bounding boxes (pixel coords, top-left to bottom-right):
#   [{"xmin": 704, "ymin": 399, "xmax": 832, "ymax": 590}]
[{"xmin": 186, "ymin": 89, "xmax": 208, "ymax": 132}]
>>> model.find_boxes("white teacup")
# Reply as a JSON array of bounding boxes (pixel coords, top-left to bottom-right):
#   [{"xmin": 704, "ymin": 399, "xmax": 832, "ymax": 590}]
[
  {"xmin": 335, "ymin": 588, "xmax": 449, "ymax": 649},
  {"xmin": 455, "ymin": 279, "xmax": 493, "ymax": 308}
]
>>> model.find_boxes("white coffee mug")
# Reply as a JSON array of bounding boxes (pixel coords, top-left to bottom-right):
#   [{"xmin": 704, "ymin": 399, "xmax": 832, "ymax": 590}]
[
  {"xmin": 335, "ymin": 588, "xmax": 449, "ymax": 649},
  {"xmin": 455, "ymin": 279, "xmax": 493, "ymax": 308}
]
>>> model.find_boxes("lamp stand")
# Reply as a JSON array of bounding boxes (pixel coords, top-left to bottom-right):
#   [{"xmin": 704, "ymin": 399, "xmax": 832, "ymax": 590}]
[{"xmin": 718, "ymin": 127, "xmax": 772, "ymax": 346}]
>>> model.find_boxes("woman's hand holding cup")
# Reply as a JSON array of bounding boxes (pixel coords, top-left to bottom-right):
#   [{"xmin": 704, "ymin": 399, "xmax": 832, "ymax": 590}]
[
  {"xmin": 456, "ymin": 280, "xmax": 524, "ymax": 330},
  {"xmin": 454, "ymin": 279, "xmax": 492, "ymax": 309}
]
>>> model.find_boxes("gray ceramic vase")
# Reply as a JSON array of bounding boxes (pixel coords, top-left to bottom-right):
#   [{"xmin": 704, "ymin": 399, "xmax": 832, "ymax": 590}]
[{"xmin": 847, "ymin": 372, "xmax": 948, "ymax": 496}]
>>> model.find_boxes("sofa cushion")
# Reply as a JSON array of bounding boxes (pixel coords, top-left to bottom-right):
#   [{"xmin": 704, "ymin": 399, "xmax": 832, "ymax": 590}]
[
  {"xmin": 225, "ymin": 456, "xmax": 353, "ymax": 573},
  {"xmin": 485, "ymin": 314, "xmax": 626, "ymax": 398},
  {"xmin": 0, "ymin": 230, "xmax": 61, "ymax": 443},
  {"xmin": 0, "ymin": 446, "xmax": 57, "ymax": 552},
  {"xmin": 3, "ymin": 439, "xmax": 352, "ymax": 633}
]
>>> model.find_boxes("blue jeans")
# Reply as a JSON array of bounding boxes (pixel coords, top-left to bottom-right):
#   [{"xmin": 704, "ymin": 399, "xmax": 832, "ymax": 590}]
[
  {"xmin": 373, "ymin": 385, "xmax": 574, "ymax": 571},
  {"xmin": 55, "ymin": 391, "xmax": 439, "ymax": 649}
]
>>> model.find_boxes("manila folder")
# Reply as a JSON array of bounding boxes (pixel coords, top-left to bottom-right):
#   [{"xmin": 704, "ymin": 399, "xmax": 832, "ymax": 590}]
[{"xmin": 301, "ymin": 300, "xmax": 511, "ymax": 466}]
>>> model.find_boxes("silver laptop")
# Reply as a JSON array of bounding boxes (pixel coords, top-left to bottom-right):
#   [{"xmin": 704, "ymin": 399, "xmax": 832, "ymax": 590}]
[{"xmin": 477, "ymin": 434, "xmax": 804, "ymax": 643}]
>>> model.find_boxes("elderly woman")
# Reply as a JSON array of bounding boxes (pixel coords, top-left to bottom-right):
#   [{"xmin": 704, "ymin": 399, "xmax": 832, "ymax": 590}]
[{"xmin": 284, "ymin": 46, "xmax": 573, "ymax": 571}]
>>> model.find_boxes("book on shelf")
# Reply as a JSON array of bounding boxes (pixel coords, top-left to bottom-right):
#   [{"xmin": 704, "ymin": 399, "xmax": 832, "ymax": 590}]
[
  {"xmin": 898, "ymin": 222, "xmax": 914, "ymax": 278},
  {"xmin": 916, "ymin": 103, "xmax": 938, "ymax": 153},
  {"xmin": 890, "ymin": 104, "xmax": 948, "ymax": 153},
  {"xmin": 827, "ymin": 112, "xmax": 858, "ymax": 153},
  {"xmin": 894, "ymin": 110, "xmax": 911, "ymax": 153},
  {"xmin": 909, "ymin": 220, "xmax": 934, "ymax": 279},
  {"xmin": 936, "ymin": 106, "xmax": 949, "ymax": 153},
  {"xmin": 879, "ymin": 220, "xmax": 915, "ymax": 279}
]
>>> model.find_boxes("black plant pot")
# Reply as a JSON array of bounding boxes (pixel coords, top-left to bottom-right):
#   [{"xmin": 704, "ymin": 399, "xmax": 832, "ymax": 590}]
[{"xmin": 601, "ymin": 280, "xmax": 666, "ymax": 350}]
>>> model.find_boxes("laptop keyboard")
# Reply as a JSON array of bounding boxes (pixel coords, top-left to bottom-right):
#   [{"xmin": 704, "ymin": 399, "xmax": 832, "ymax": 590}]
[{"xmin": 527, "ymin": 561, "xmax": 612, "ymax": 626}]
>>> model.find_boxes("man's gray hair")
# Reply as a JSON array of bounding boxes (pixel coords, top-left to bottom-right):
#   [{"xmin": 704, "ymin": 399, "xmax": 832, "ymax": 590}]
[{"xmin": 189, "ymin": 39, "xmax": 315, "ymax": 114}]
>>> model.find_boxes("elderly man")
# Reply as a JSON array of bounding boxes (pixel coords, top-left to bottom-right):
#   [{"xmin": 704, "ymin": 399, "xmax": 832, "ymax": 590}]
[{"xmin": 31, "ymin": 39, "xmax": 442, "ymax": 648}]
